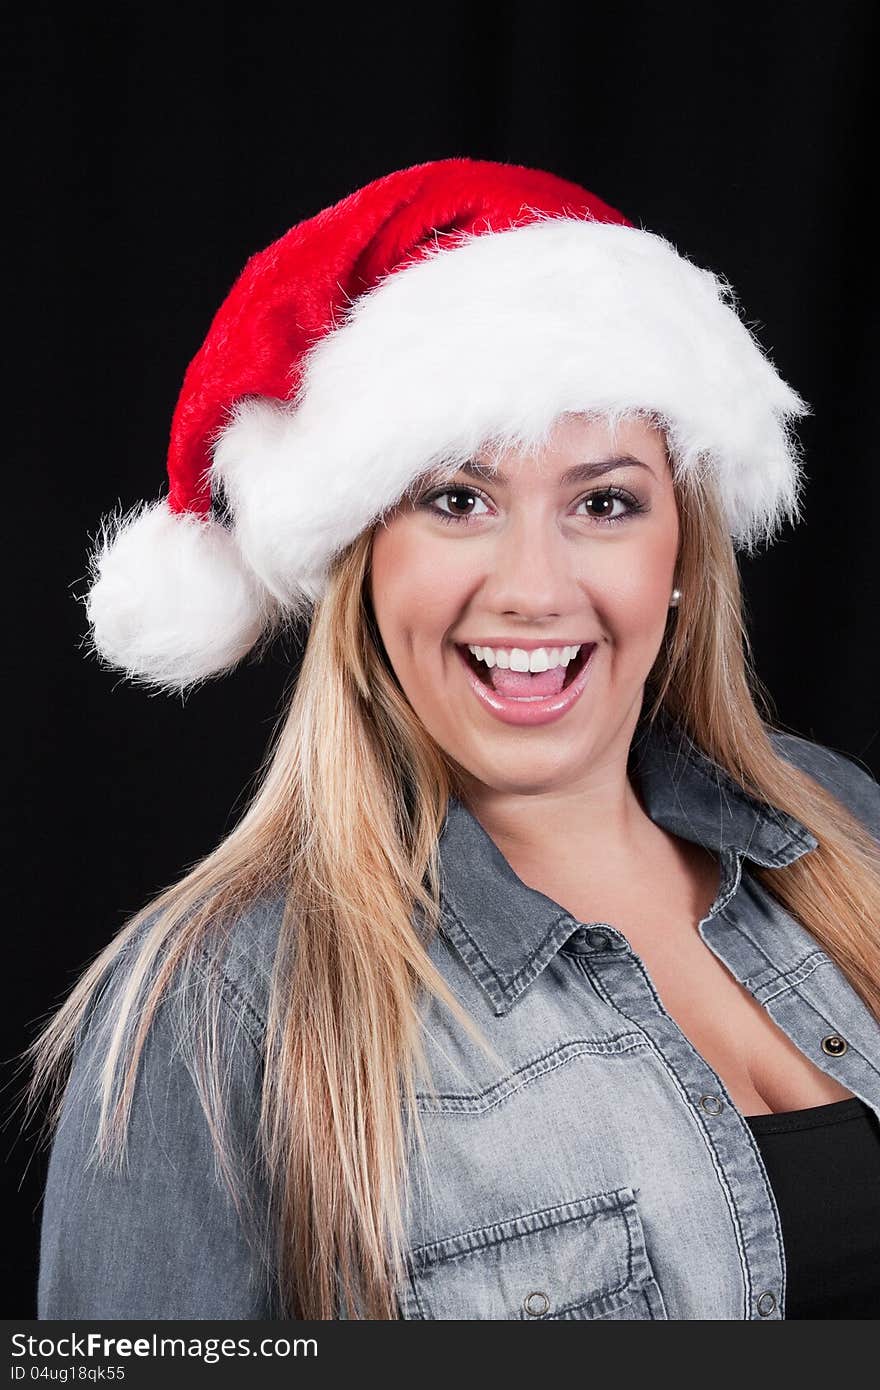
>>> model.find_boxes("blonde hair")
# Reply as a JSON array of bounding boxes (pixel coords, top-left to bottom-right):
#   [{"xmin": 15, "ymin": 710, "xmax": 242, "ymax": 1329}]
[{"xmin": 21, "ymin": 442, "xmax": 880, "ymax": 1319}]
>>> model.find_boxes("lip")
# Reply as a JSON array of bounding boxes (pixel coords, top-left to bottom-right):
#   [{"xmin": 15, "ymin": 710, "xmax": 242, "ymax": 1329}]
[
  {"xmin": 456, "ymin": 638, "xmax": 592, "ymax": 650},
  {"xmin": 454, "ymin": 642, "xmax": 598, "ymax": 727}
]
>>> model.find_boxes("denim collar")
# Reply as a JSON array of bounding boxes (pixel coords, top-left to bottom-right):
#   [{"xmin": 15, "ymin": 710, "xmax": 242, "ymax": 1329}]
[{"xmin": 435, "ymin": 709, "xmax": 819, "ymax": 1016}]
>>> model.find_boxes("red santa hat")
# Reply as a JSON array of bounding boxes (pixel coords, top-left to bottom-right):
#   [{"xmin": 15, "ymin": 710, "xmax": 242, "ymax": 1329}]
[{"xmin": 84, "ymin": 156, "xmax": 809, "ymax": 693}]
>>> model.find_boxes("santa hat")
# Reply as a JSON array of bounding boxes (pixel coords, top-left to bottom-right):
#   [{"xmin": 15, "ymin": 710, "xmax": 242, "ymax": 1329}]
[{"xmin": 84, "ymin": 156, "xmax": 809, "ymax": 693}]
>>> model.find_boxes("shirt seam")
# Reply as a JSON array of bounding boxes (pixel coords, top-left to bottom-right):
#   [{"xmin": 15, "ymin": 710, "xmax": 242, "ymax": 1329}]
[
  {"xmin": 630, "ymin": 942, "xmax": 786, "ymax": 1315},
  {"xmin": 413, "ymin": 1033, "xmax": 649, "ymax": 1114},
  {"xmin": 741, "ymin": 948, "xmax": 830, "ymax": 998},
  {"xmin": 577, "ymin": 954, "xmax": 778, "ymax": 1320},
  {"xmin": 440, "ymin": 892, "xmax": 573, "ymax": 999},
  {"xmin": 717, "ymin": 872, "xmax": 828, "ymax": 987},
  {"xmin": 678, "ymin": 740, "xmax": 816, "ymax": 859},
  {"xmin": 764, "ymin": 967, "xmax": 880, "ymax": 1087},
  {"xmin": 191, "ymin": 945, "xmax": 268, "ymax": 1055}
]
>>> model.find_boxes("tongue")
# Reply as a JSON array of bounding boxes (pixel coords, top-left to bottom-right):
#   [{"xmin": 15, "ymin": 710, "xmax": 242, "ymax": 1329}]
[{"xmin": 490, "ymin": 664, "xmax": 568, "ymax": 698}]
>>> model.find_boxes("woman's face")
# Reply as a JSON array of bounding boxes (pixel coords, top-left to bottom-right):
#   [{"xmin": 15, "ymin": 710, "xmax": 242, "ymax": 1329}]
[{"xmin": 368, "ymin": 413, "xmax": 680, "ymax": 798}]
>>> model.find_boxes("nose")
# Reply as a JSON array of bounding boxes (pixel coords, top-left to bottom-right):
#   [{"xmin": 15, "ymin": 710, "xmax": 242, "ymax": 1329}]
[{"xmin": 476, "ymin": 511, "xmax": 585, "ymax": 617}]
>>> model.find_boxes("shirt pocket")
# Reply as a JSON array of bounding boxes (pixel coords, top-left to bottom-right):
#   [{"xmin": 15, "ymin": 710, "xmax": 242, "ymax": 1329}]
[{"xmin": 397, "ymin": 1186, "xmax": 668, "ymax": 1319}]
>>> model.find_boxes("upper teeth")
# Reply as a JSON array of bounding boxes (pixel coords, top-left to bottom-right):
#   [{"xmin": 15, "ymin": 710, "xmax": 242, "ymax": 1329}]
[{"xmin": 466, "ymin": 644, "xmax": 582, "ymax": 672}]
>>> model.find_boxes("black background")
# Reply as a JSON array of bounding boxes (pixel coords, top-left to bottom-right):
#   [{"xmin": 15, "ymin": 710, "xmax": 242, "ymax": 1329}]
[{"xmin": 4, "ymin": 2, "xmax": 879, "ymax": 1317}]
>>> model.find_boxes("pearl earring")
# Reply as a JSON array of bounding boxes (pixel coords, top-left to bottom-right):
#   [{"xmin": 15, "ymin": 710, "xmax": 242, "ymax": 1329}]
[{"xmin": 669, "ymin": 588, "xmax": 682, "ymax": 608}]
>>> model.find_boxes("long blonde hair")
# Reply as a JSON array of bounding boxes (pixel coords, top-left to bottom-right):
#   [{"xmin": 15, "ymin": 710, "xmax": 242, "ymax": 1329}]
[{"xmin": 21, "ymin": 447, "xmax": 880, "ymax": 1319}]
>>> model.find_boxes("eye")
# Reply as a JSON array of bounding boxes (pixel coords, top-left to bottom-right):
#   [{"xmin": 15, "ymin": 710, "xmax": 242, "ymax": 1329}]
[
  {"xmin": 578, "ymin": 489, "xmax": 641, "ymax": 523},
  {"xmin": 419, "ymin": 487, "xmax": 491, "ymax": 524},
  {"xmin": 417, "ymin": 485, "xmax": 646, "ymax": 527}
]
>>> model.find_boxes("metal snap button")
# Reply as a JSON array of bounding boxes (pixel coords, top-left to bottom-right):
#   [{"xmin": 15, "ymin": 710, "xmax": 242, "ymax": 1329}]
[
  {"xmin": 523, "ymin": 1290, "xmax": 550, "ymax": 1317},
  {"xmin": 586, "ymin": 929, "xmax": 611, "ymax": 950},
  {"xmin": 699, "ymin": 1094, "xmax": 724, "ymax": 1115},
  {"xmin": 756, "ymin": 1290, "xmax": 777, "ymax": 1317},
  {"xmin": 821, "ymin": 1034, "xmax": 848, "ymax": 1057}
]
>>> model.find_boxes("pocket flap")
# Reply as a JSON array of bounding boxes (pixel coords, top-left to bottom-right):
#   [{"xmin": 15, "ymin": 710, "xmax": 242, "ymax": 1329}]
[{"xmin": 401, "ymin": 1186, "xmax": 666, "ymax": 1319}]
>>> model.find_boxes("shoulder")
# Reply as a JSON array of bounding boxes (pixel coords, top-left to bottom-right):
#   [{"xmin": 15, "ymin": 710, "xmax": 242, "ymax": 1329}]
[
  {"xmin": 40, "ymin": 895, "xmax": 286, "ymax": 1319},
  {"xmin": 71, "ymin": 887, "xmax": 289, "ymax": 1067},
  {"xmin": 190, "ymin": 888, "xmax": 289, "ymax": 1049},
  {"xmin": 768, "ymin": 728, "xmax": 880, "ymax": 841}
]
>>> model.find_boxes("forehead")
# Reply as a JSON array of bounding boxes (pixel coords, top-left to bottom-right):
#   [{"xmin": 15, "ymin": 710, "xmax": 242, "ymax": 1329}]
[{"xmin": 414, "ymin": 412, "xmax": 670, "ymax": 492}]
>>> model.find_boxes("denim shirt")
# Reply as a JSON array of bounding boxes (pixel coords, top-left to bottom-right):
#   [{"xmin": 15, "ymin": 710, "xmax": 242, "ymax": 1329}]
[{"xmin": 38, "ymin": 714, "xmax": 880, "ymax": 1320}]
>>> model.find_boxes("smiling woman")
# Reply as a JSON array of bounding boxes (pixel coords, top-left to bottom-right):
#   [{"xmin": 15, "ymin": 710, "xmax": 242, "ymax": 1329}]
[
  {"xmin": 25, "ymin": 158, "xmax": 880, "ymax": 1322},
  {"xmin": 371, "ymin": 414, "xmax": 676, "ymax": 741}
]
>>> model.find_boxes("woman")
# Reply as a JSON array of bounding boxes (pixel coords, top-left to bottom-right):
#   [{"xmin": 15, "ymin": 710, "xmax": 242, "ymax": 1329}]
[{"xmin": 27, "ymin": 158, "xmax": 880, "ymax": 1320}]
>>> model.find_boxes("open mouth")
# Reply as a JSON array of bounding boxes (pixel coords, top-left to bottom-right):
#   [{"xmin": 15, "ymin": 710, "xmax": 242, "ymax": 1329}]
[{"xmin": 456, "ymin": 643, "xmax": 593, "ymax": 691}]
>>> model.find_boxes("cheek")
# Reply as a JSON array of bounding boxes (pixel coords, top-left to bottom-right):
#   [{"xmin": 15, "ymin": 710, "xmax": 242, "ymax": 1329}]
[
  {"xmin": 370, "ymin": 522, "xmax": 465, "ymax": 651},
  {"xmin": 584, "ymin": 533, "xmax": 677, "ymax": 633}
]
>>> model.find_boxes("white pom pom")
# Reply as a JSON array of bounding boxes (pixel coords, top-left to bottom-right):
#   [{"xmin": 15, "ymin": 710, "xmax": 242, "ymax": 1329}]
[{"xmin": 84, "ymin": 498, "xmax": 273, "ymax": 693}]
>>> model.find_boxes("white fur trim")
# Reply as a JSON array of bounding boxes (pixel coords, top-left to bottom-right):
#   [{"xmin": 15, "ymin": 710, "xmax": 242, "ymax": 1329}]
[
  {"xmin": 211, "ymin": 216, "xmax": 809, "ymax": 608},
  {"xmin": 84, "ymin": 499, "xmax": 273, "ymax": 692}
]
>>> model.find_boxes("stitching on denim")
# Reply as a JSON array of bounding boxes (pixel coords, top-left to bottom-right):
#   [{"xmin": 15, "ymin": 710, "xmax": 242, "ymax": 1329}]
[
  {"xmin": 439, "ymin": 896, "xmax": 509, "ymax": 993},
  {"xmin": 710, "ymin": 849, "xmax": 745, "ymax": 916},
  {"xmin": 742, "ymin": 948, "xmax": 830, "ymax": 996},
  {"xmin": 406, "ymin": 1183, "xmax": 662, "ymax": 1319},
  {"xmin": 645, "ymin": 1282, "xmax": 665, "ymax": 1320},
  {"xmin": 763, "ymin": 968, "xmax": 880, "ymax": 1086},
  {"xmin": 748, "ymin": 951, "xmax": 829, "ymax": 1000},
  {"xmin": 413, "ymin": 1209, "xmax": 633, "ymax": 1294},
  {"xmin": 410, "ymin": 1189, "xmax": 631, "ymax": 1266},
  {"xmin": 414, "ymin": 1033, "xmax": 648, "ymax": 1113},
  {"xmin": 584, "ymin": 1283, "xmax": 663, "ymax": 1320},
  {"xmin": 578, "ymin": 956, "xmax": 759, "ymax": 1320},
  {"xmin": 626, "ymin": 946, "xmax": 790, "ymax": 1318},
  {"xmin": 443, "ymin": 891, "xmax": 572, "ymax": 986},
  {"xmin": 624, "ymin": 949, "xmax": 788, "ymax": 1319},
  {"xmin": 536, "ymin": 1209, "xmax": 635, "ymax": 1317},
  {"xmin": 192, "ymin": 946, "xmax": 266, "ymax": 1054},
  {"xmin": 411, "ymin": 1189, "xmax": 629, "ymax": 1256},
  {"xmin": 548, "ymin": 1284, "xmax": 639, "ymax": 1319},
  {"xmin": 716, "ymin": 883, "xmax": 795, "ymax": 983},
  {"xmin": 678, "ymin": 740, "xmax": 815, "ymax": 860},
  {"xmin": 720, "ymin": 872, "xmax": 836, "ymax": 988},
  {"xmin": 404, "ymin": 1265, "xmax": 428, "ymax": 1320},
  {"xmin": 440, "ymin": 892, "xmax": 574, "ymax": 999}
]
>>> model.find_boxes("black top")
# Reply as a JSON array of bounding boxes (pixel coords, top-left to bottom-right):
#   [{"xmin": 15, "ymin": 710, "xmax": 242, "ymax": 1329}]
[{"xmin": 743, "ymin": 1096, "xmax": 880, "ymax": 1318}]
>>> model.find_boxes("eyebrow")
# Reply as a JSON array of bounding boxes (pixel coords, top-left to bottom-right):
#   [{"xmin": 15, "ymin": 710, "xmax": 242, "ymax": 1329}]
[{"xmin": 456, "ymin": 455, "xmax": 654, "ymax": 487}]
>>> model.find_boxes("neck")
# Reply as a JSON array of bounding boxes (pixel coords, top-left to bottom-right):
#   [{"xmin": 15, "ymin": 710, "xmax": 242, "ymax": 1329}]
[{"xmin": 456, "ymin": 703, "xmax": 660, "ymax": 879}]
